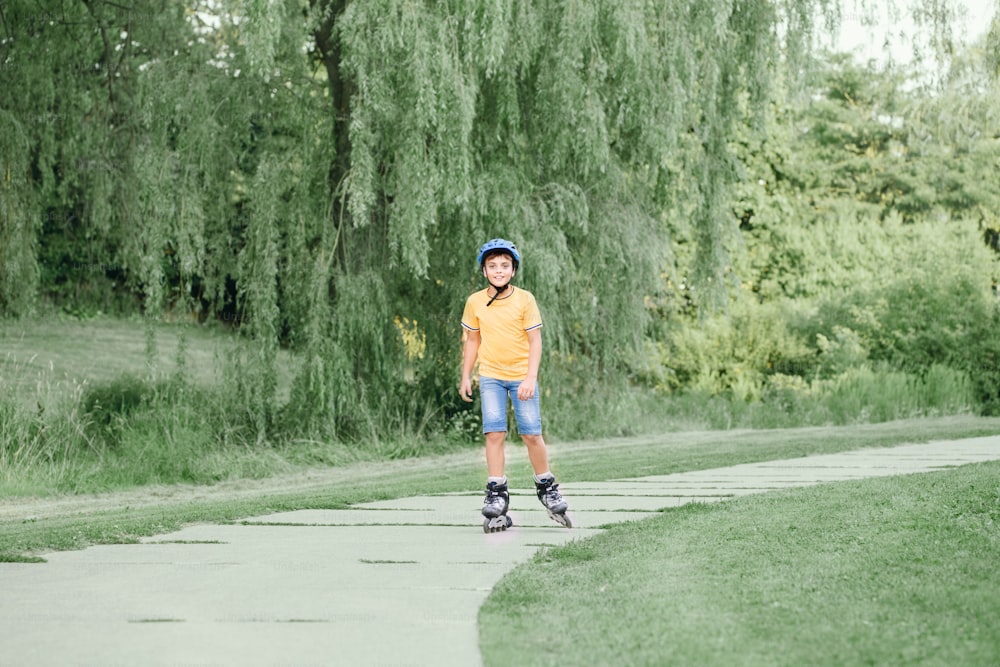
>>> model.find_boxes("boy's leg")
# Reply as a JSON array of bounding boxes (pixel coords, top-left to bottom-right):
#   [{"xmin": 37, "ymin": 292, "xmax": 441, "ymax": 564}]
[
  {"xmin": 524, "ymin": 435, "xmax": 569, "ymax": 523},
  {"xmin": 482, "ymin": 431, "xmax": 512, "ymax": 531},
  {"xmin": 480, "ymin": 377, "xmax": 509, "ymax": 478},
  {"xmin": 512, "ymin": 392, "xmax": 570, "ymax": 526},
  {"xmin": 510, "ymin": 384, "xmax": 549, "ymax": 474},
  {"xmin": 520, "ymin": 434, "xmax": 550, "ymax": 475},
  {"xmin": 485, "ymin": 431, "xmax": 506, "ymax": 477},
  {"xmin": 479, "ymin": 377, "xmax": 515, "ymax": 531}
]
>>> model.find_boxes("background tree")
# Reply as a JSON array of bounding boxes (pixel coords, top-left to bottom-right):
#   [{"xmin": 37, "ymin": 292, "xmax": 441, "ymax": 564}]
[{"xmin": 641, "ymin": 39, "xmax": 1000, "ymax": 408}]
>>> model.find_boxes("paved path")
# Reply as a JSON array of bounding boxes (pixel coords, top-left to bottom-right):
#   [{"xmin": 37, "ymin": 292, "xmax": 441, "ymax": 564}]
[{"xmin": 2, "ymin": 436, "xmax": 999, "ymax": 666}]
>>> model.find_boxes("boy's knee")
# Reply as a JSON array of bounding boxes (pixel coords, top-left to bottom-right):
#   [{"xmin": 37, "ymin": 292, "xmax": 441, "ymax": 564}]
[{"xmin": 521, "ymin": 434, "xmax": 545, "ymax": 448}]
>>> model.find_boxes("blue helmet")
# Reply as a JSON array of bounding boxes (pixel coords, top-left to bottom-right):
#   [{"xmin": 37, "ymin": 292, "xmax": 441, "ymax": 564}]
[{"xmin": 476, "ymin": 238, "xmax": 521, "ymax": 269}]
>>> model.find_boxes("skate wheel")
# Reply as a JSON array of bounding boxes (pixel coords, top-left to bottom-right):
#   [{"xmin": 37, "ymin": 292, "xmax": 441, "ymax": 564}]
[
  {"xmin": 483, "ymin": 515, "xmax": 512, "ymax": 533},
  {"xmin": 548, "ymin": 510, "xmax": 572, "ymax": 529}
]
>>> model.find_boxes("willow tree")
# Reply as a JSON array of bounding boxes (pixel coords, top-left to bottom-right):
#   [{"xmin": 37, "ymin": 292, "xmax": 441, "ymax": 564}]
[{"xmin": 289, "ymin": 0, "xmax": 824, "ymax": 437}]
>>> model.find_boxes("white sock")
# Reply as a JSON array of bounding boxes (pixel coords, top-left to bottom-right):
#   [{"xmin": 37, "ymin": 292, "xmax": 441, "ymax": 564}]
[
  {"xmin": 533, "ymin": 472, "xmax": 553, "ymax": 483},
  {"xmin": 488, "ymin": 476, "xmax": 507, "ymax": 486}
]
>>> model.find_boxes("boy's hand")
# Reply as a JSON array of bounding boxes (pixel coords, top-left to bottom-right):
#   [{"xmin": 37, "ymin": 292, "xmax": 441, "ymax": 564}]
[
  {"xmin": 459, "ymin": 377, "xmax": 474, "ymax": 402},
  {"xmin": 517, "ymin": 378, "xmax": 536, "ymax": 401}
]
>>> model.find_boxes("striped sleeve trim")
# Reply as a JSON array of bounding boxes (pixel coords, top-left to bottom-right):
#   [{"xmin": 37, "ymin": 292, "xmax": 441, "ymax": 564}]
[
  {"xmin": 525, "ymin": 323, "xmax": 543, "ymax": 331},
  {"xmin": 461, "ymin": 321, "xmax": 479, "ymax": 331}
]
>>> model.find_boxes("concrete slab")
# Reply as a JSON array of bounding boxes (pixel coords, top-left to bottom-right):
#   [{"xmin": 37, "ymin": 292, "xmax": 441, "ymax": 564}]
[
  {"xmin": 243, "ymin": 507, "xmax": 658, "ymax": 529},
  {"xmin": 359, "ymin": 491, "xmax": 726, "ymax": 513},
  {"xmin": 568, "ymin": 481, "xmax": 795, "ymax": 493},
  {"xmin": 1, "ymin": 436, "xmax": 998, "ymax": 666}
]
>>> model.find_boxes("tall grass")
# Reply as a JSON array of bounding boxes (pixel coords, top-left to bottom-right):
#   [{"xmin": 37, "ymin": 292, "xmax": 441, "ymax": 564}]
[
  {"xmin": 545, "ymin": 361, "xmax": 974, "ymax": 435},
  {"xmin": 1, "ymin": 356, "xmax": 978, "ymax": 496},
  {"xmin": 0, "ymin": 361, "xmax": 479, "ymax": 495},
  {"xmin": 751, "ymin": 363, "xmax": 974, "ymax": 427},
  {"xmin": 0, "ymin": 310, "xmax": 982, "ymax": 497},
  {"xmin": 0, "ymin": 351, "xmax": 267, "ymax": 494},
  {"xmin": 0, "ymin": 354, "xmax": 90, "ymax": 473}
]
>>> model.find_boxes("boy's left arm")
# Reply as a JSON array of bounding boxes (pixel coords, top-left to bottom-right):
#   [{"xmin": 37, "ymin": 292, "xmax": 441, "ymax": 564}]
[{"xmin": 517, "ymin": 327, "xmax": 542, "ymax": 400}]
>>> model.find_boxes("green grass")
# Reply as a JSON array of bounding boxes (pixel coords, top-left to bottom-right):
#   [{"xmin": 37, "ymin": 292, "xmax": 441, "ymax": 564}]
[
  {"xmin": 480, "ymin": 461, "xmax": 1000, "ymax": 667},
  {"xmin": 2, "ymin": 316, "xmax": 221, "ymax": 399},
  {"xmin": 0, "ymin": 315, "xmax": 297, "ymax": 403}
]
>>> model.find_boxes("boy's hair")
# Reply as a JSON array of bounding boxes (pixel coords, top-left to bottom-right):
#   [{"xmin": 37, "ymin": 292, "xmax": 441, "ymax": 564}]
[{"xmin": 481, "ymin": 248, "xmax": 515, "ymax": 266}]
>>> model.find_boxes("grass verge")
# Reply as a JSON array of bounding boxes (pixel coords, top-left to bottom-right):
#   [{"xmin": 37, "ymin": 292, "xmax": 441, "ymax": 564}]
[{"xmin": 479, "ymin": 461, "xmax": 1000, "ymax": 667}]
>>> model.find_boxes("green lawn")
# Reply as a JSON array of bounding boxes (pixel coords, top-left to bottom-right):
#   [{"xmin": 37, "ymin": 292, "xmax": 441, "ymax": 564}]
[
  {"xmin": 0, "ymin": 315, "xmax": 294, "ymax": 407},
  {"xmin": 3, "ymin": 316, "xmax": 210, "ymax": 389},
  {"xmin": 481, "ymin": 460, "xmax": 1000, "ymax": 666}
]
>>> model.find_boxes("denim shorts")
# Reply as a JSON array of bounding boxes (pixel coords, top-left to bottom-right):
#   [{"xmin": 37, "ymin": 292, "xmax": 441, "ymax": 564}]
[{"xmin": 479, "ymin": 376, "xmax": 542, "ymax": 435}]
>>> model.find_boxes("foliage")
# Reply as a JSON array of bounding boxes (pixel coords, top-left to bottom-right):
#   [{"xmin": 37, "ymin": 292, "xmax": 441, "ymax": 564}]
[
  {"xmin": 963, "ymin": 310, "xmax": 1000, "ymax": 416},
  {"xmin": 2, "ymin": 0, "xmax": 997, "ymax": 448},
  {"xmin": 1, "ymin": 0, "xmax": 768, "ymax": 440},
  {"xmin": 804, "ymin": 250, "xmax": 996, "ymax": 373},
  {"xmin": 728, "ymin": 53, "xmax": 1000, "ymax": 303},
  {"xmin": 644, "ymin": 212, "xmax": 999, "ymax": 415},
  {"xmin": 642, "ymin": 299, "xmax": 813, "ymax": 399},
  {"xmin": 641, "ymin": 46, "xmax": 1000, "ymax": 416},
  {"xmin": 80, "ymin": 374, "xmax": 162, "ymax": 448},
  {"xmin": 0, "ymin": 104, "xmax": 37, "ymax": 316}
]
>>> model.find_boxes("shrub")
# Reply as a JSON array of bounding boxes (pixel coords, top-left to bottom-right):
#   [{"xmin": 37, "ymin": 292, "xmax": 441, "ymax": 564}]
[
  {"xmin": 80, "ymin": 375, "xmax": 160, "ymax": 449},
  {"xmin": 650, "ymin": 299, "xmax": 813, "ymax": 400},
  {"xmin": 798, "ymin": 219, "xmax": 998, "ymax": 376},
  {"xmin": 962, "ymin": 312, "xmax": 1000, "ymax": 416}
]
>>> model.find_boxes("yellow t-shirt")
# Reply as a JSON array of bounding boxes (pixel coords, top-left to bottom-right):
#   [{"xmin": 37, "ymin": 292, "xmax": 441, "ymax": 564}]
[{"xmin": 461, "ymin": 287, "xmax": 543, "ymax": 381}]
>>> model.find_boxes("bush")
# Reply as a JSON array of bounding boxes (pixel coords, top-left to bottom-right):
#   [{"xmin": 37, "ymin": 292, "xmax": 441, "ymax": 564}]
[
  {"xmin": 962, "ymin": 312, "xmax": 1000, "ymax": 416},
  {"xmin": 647, "ymin": 299, "xmax": 814, "ymax": 400},
  {"xmin": 80, "ymin": 374, "xmax": 162, "ymax": 449},
  {"xmin": 796, "ymin": 218, "xmax": 998, "ymax": 373}
]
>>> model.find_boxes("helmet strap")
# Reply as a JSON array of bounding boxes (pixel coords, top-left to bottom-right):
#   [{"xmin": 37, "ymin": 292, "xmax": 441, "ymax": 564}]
[{"xmin": 486, "ymin": 282, "xmax": 509, "ymax": 307}]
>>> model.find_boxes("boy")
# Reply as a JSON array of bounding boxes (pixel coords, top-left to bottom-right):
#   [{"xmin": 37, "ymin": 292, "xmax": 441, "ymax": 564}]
[{"xmin": 459, "ymin": 238, "xmax": 571, "ymax": 532}]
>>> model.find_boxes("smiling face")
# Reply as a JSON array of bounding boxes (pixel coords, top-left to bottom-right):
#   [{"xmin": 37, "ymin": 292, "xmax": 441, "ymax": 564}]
[{"xmin": 482, "ymin": 251, "xmax": 516, "ymax": 289}]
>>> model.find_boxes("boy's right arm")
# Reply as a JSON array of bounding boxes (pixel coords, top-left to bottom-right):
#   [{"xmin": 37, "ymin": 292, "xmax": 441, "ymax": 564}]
[{"xmin": 460, "ymin": 330, "xmax": 480, "ymax": 402}]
